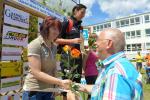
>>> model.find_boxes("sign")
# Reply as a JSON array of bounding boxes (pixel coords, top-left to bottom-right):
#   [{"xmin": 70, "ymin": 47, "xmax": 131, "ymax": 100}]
[
  {"xmin": 10, "ymin": 0, "xmax": 64, "ymax": 21},
  {"xmin": 0, "ymin": 77, "xmax": 21, "ymax": 93},
  {"xmin": 83, "ymin": 29, "xmax": 89, "ymax": 40},
  {"xmin": 1, "ymin": 47, "xmax": 22, "ymax": 61},
  {"xmin": 4, "ymin": 5, "xmax": 29, "ymax": 28},
  {"xmin": 0, "ymin": 61, "xmax": 23, "ymax": 77},
  {"xmin": 2, "ymin": 25, "xmax": 28, "ymax": 47}
]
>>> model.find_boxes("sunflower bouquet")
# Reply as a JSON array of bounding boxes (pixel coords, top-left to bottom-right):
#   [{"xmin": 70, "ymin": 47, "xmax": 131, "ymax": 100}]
[{"xmin": 60, "ymin": 45, "xmax": 81, "ymax": 92}]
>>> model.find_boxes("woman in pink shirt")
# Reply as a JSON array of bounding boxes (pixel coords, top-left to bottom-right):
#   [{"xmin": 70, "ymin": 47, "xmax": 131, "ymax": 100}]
[{"xmin": 83, "ymin": 49, "xmax": 98, "ymax": 84}]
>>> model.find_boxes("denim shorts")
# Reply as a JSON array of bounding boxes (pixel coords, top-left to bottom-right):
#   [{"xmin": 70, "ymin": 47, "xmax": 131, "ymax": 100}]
[{"xmin": 22, "ymin": 91, "xmax": 54, "ymax": 100}]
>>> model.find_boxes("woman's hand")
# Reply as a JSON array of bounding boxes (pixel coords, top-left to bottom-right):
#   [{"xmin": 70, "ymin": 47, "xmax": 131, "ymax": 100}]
[
  {"xmin": 72, "ymin": 38, "xmax": 83, "ymax": 44},
  {"xmin": 60, "ymin": 79, "xmax": 72, "ymax": 90}
]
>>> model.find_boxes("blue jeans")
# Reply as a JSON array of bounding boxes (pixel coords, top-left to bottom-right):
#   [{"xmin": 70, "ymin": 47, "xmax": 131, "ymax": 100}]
[{"xmin": 22, "ymin": 91, "xmax": 54, "ymax": 100}]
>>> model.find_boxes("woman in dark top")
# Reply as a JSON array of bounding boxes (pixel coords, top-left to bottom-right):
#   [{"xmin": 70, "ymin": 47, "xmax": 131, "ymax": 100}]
[
  {"xmin": 56, "ymin": 4, "xmax": 86, "ymax": 82},
  {"xmin": 56, "ymin": 4, "xmax": 86, "ymax": 99}
]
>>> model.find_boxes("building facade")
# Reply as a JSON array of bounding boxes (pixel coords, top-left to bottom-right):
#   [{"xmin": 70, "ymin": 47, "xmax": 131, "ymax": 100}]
[{"xmin": 86, "ymin": 13, "xmax": 150, "ymax": 58}]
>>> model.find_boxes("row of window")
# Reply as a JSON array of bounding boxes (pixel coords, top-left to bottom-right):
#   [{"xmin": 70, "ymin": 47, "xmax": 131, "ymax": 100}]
[
  {"xmin": 125, "ymin": 43, "xmax": 150, "ymax": 51},
  {"xmin": 92, "ymin": 14, "xmax": 150, "ymax": 33},
  {"xmin": 116, "ymin": 17, "xmax": 140, "ymax": 28},
  {"xmin": 124, "ymin": 29, "xmax": 150, "ymax": 39},
  {"xmin": 125, "ymin": 44, "xmax": 142, "ymax": 51},
  {"xmin": 93, "ymin": 23, "xmax": 111, "ymax": 32},
  {"xmin": 124, "ymin": 30, "xmax": 141, "ymax": 39}
]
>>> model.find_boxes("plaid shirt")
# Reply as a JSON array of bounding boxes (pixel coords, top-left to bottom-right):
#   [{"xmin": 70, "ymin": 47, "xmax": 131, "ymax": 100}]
[{"xmin": 91, "ymin": 51, "xmax": 143, "ymax": 100}]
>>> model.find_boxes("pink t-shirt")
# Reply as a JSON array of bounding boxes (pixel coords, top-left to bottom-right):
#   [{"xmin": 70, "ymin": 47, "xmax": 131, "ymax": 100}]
[{"xmin": 85, "ymin": 51, "xmax": 98, "ymax": 76}]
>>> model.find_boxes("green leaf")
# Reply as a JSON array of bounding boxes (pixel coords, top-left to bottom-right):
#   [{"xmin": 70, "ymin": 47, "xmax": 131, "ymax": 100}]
[
  {"xmin": 73, "ymin": 74, "xmax": 80, "ymax": 78},
  {"xmin": 71, "ymin": 82, "xmax": 80, "ymax": 92},
  {"xmin": 57, "ymin": 72, "xmax": 65, "ymax": 77}
]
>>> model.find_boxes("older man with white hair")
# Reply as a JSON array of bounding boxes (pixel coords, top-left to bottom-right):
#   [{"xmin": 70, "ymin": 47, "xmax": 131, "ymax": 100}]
[{"xmin": 71, "ymin": 28, "xmax": 143, "ymax": 100}]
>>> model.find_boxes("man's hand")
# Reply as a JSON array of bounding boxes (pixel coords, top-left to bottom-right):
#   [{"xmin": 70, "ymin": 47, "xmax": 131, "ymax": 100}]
[{"xmin": 60, "ymin": 79, "xmax": 72, "ymax": 90}]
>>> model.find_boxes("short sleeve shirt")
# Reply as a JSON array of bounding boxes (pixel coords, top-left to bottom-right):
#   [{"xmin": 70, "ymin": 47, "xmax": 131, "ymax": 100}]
[{"xmin": 23, "ymin": 36, "xmax": 57, "ymax": 91}]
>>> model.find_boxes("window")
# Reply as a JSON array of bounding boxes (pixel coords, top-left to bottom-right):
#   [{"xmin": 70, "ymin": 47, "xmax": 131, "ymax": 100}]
[
  {"xmin": 146, "ymin": 43, "xmax": 150, "ymax": 50},
  {"xmin": 137, "ymin": 44, "xmax": 142, "ymax": 50},
  {"xmin": 97, "ymin": 25, "xmax": 100, "ymax": 31},
  {"xmin": 132, "ymin": 44, "xmax": 136, "ymax": 51},
  {"xmin": 130, "ymin": 18, "xmax": 135, "ymax": 25},
  {"xmin": 145, "ymin": 15, "xmax": 150, "ymax": 23},
  {"xmin": 108, "ymin": 23, "xmax": 111, "ymax": 27},
  {"xmin": 93, "ymin": 26, "xmax": 96, "ymax": 32},
  {"xmin": 116, "ymin": 21, "xmax": 120, "ymax": 28},
  {"xmin": 135, "ymin": 17, "xmax": 140, "ymax": 24},
  {"xmin": 103, "ymin": 24, "xmax": 107, "ymax": 28},
  {"xmin": 145, "ymin": 29, "xmax": 150, "ymax": 36},
  {"xmin": 127, "ymin": 44, "xmax": 131, "ymax": 51},
  {"xmin": 125, "ymin": 19, "xmax": 129, "ymax": 26},
  {"xmin": 136, "ymin": 30, "xmax": 141, "ymax": 37},
  {"xmin": 126, "ymin": 32, "xmax": 130, "ymax": 39},
  {"xmin": 100, "ymin": 25, "xmax": 103, "ymax": 30},
  {"xmin": 131, "ymin": 31, "xmax": 135, "ymax": 38},
  {"xmin": 120, "ymin": 20, "xmax": 125, "ymax": 27}
]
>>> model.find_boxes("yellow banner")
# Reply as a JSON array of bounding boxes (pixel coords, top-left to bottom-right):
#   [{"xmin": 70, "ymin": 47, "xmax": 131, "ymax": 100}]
[{"xmin": 0, "ymin": 61, "xmax": 23, "ymax": 77}]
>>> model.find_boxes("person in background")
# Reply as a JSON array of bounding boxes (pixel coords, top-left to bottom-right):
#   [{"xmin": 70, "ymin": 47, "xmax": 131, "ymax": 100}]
[
  {"xmin": 69, "ymin": 28, "xmax": 143, "ymax": 100},
  {"xmin": 136, "ymin": 51, "xmax": 143, "ymax": 72},
  {"xmin": 56, "ymin": 4, "xmax": 86, "ymax": 100},
  {"xmin": 145, "ymin": 53, "xmax": 150, "ymax": 67},
  {"xmin": 83, "ymin": 50, "xmax": 98, "ymax": 99},
  {"xmin": 145, "ymin": 53, "xmax": 150, "ymax": 77},
  {"xmin": 22, "ymin": 16, "xmax": 71, "ymax": 100},
  {"xmin": 82, "ymin": 37, "xmax": 98, "ymax": 100}
]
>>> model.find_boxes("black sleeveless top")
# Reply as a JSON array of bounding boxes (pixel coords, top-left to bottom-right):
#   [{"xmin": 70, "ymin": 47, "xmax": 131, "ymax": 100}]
[{"xmin": 58, "ymin": 16, "xmax": 82, "ymax": 53}]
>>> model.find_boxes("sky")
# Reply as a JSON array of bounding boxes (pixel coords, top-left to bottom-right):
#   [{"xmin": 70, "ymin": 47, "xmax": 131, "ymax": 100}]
[{"xmin": 80, "ymin": 0, "xmax": 150, "ymax": 26}]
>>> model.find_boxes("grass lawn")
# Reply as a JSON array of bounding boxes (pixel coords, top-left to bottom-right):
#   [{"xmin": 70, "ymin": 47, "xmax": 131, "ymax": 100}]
[{"xmin": 141, "ymin": 68, "xmax": 150, "ymax": 100}]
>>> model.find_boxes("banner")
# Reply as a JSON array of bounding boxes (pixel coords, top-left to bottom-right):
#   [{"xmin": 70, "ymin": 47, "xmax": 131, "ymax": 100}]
[
  {"xmin": 36, "ymin": 0, "xmax": 76, "ymax": 16},
  {"xmin": 0, "ymin": 61, "xmax": 23, "ymax": 77},
  {"xmin": 1, "ymin": 47, "xmax": 22, "ymax": 61},
  {"xmin": 9, "ymin": 0, "xmax": 65, "ymax": 21},
  {"xmin": 2, "ymin": 25, "xmax": 28, "ymax": 47},
  {"xmin": 0, "ymin": 77, "xmax": 21, "ymax": 93},
  {"xmin": 4, "ymin": 5, "xmax": 29, "ymax": 28}
]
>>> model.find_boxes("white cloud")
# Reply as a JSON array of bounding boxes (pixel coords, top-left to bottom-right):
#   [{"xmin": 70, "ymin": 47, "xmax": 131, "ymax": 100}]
[
  {"xmin": 80, "ymin": 0, "xmax": 96, "ymax": 17},
  {"xmin": 98, "ymin": 0, "xmax": 150, "ymax": 18}
]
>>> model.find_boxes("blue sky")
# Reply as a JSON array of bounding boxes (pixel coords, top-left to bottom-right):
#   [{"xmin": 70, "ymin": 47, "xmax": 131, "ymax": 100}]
[
  {"xmin": 81, "ymin": 0, "xmax": 150, "ymax": 26},
  {"xmin": 82, "ymin": 1, "xmax": 109, "ymax": 26}
]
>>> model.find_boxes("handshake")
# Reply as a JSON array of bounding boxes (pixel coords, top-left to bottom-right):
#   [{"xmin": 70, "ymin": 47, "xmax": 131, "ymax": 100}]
[
  {"xmin": 58, "ymin": 79, "xmax": 85, "ymax": 100},
  {"xmin": 59, "ymin": 79, "xmax": 83, "ymax": 91}
]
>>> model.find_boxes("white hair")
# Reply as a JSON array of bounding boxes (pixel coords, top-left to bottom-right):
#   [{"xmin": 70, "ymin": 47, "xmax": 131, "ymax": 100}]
[{"xmin": 103, "ymin": 28, "xmax": 126, "ymax": 53}]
